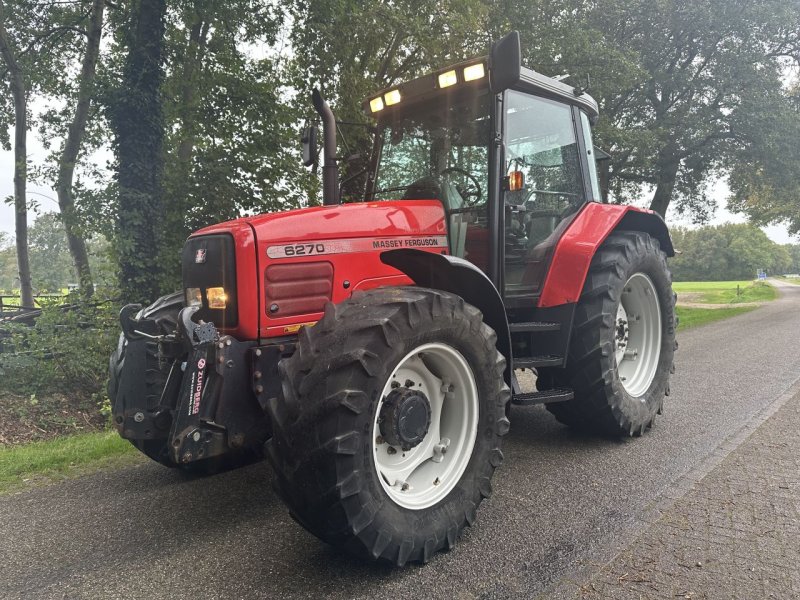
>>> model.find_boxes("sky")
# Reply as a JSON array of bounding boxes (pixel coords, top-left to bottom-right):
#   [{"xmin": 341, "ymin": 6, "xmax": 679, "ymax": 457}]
[{"xmin": 0, "ymin": 129, "xmax": 795, "ymax": 245}]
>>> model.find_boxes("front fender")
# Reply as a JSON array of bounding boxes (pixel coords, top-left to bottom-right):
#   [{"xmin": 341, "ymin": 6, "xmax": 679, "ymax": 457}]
[{"xmin": 381, "ymin": 249, "xmax": 512, "ymax": 384}]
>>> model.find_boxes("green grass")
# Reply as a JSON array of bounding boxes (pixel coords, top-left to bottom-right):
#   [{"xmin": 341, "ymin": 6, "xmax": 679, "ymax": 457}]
[
  {"xmin": 0, "ymin": 430, "xmax": 141, "ymax": 494},
  {"xmin": 672, "ymin": 280, "xmax": 777, "ymax": 304},
  {"xmin": 676, "ymin": 305, "xmax": 757, "ymax": 331}
]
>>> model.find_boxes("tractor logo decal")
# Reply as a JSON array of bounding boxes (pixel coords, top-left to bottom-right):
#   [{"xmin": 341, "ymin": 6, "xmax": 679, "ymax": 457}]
[
  {"xmin": 195, "ymin": 248, "xmax": 207, "ymax": 264},
  {"xmin": 189, "ymin": 358, "xmax": 206, "ymax": 415},
  {"xmin": 267, "ymin": 236, "xmax": 448, "ymax": 259}
]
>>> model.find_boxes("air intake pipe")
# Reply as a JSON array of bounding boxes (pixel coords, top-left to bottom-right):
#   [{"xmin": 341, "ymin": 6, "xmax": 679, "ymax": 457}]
[{"xmin": 312, "ymin": 88, "xmax": 339, "ymax": 206}]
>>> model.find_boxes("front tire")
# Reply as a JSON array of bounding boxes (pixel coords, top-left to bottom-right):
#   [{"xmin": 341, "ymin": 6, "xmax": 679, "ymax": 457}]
[
  {"xmin": 266, "ymin": 287, "xmax": 510, "ymax": 565},
  {"xmin": 545, "ymin": 231, "xmax": 676, "ymax": 436}
]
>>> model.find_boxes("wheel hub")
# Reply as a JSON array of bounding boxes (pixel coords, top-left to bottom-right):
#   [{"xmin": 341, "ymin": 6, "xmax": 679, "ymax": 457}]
[
  {"xmin": 615, "ymin": 273, "xmax": 662, "ymax": 398},
  {"xmin": 379, "ymin": 387, "xmax": 432, "ymax": 451}
]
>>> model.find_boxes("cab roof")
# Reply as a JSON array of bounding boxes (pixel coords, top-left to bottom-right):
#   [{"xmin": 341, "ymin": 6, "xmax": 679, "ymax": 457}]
[{"xmin": 364, "ymin": 57, "xmax": 599, "ymax": 121}]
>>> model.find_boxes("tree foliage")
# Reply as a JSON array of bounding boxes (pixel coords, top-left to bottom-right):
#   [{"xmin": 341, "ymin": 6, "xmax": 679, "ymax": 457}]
[
  {"xmin": 669, "ymin": 223, "xmax": 793, "ymax": 281},
  {"xmin": 523, "ymin": 0, "xmax": 800, "ymax": 220},
  {"xmin": 727, "ymin": 87, "xmax": 800, "ymax": 235},
  {"xmin": 1, "ymin": 0, "xmax": 798, "ymax": 304},
  {"xmin": 156, "ymin": 0, "xmax": 313, "ymax": 285},
  {"xmin": 0, "ymin": 213, "xmax": 115, "ymax": 293}
]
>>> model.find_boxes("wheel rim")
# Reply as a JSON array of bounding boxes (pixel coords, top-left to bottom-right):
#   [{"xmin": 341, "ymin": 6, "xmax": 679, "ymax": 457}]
[
  {"xmin": 372, "ymin": 342, "xmax": 479, "ymax": 510},
  {"xmin": 614, "ymin": 273, "xmax": 662, "ymax": 398}
]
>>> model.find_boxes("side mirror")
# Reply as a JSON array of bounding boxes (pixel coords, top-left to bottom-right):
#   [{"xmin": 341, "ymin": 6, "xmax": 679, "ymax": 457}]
[
  {"xmin": 301, "ymin": 126, "xmax": 318, "ymax": 167},
  {"xmin": 489, "ymin": 31, "xmax": 521, "ymax": 93}
]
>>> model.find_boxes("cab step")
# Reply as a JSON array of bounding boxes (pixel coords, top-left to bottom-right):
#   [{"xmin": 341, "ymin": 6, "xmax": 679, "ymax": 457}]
[
  {"xmin": 512, "ymin": 388, "xmax": 574, "ymax": 406},
  {"xmin": 514, "ymin": 355, "xmax": 564, "ymax": 369},
  {"xmin": 509, "ymin": 321, "xmax": 561, "ymax": 333}
]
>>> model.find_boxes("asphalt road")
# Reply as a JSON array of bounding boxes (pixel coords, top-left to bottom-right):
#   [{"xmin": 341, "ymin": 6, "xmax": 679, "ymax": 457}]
[{"xmin": 3, "ymin": 281, "xmax": 800, "ymax": 600}]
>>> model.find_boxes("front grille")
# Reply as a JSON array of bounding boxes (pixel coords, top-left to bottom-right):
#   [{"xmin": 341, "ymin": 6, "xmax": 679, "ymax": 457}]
[{"xmin": 265, "ymin": 262, "xmax": 333, "ymax": 317}]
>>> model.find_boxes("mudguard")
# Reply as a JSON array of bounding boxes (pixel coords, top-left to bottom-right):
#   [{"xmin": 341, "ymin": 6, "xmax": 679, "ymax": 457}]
[
  {"xmin": 381, "ymin": 249, "xmax": 512, "ymax": 383},
  {"xmin": 538, "ymin": 204, "xmax": 674, "ymax": 308}
]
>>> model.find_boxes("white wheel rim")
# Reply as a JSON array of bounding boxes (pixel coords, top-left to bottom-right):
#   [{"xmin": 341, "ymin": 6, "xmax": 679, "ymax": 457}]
[
  {"xmin": 614, "ymin": 273, "xmax": 662, "ymax": 398},
  {"xmin": 372, "ymin": 342, "xmax": 479, "ymax": 510}
]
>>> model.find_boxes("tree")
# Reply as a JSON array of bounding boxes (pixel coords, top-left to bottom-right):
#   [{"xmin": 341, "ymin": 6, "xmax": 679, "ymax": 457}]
[
  {"xmin": 0, "ymin": 0, "xmax": 33, "ymax": 307},
  {"xmin": 669, "ymin": 223, "xmax": 791, "ymax": 281},
  {"xmin": 155, "ymin": 0, "xmax": 310, "ymax": 285},
  {"xmin": 288, "ymin": 0, "xmax": 490, "ymax": 200},
  {"xmin": 52, "ymin": 0, "xmax": 105, "ymax": 299},
  {"xmin": 726, "ymin": 86, "xmax": 800, "ymax": 235},
  {"xmin": 26, "ymin": 213, "xmax": 75, "ymax": 292},
  {"xmin": 108, "ymin": 0, "xmax": 167, "ymax": 304},
  {"xmin": 0, "ymin": 0, "xmax": 101, "ymax": 305},
  {"xmin": 0, "ymin": 232, "xmax": 16, "ymax": 291},
  {"xmin": 784, "ymin": 244, "xmax": 800, "ymax": 274},
  {"xmin": 501, "ymin": 0, "xmax": 800, "ymax": 220}
]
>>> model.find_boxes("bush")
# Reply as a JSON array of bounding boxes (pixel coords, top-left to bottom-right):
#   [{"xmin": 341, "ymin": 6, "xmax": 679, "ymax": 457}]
[{"xmin": 0, "ymin": 298, "xmax": 119, "ymax": 404}]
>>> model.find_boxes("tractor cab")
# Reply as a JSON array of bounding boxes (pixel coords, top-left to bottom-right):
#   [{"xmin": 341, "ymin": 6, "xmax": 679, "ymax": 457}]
[{"xmin": 350, "ymin": 44, "xmax": 604, "ymax": 313}]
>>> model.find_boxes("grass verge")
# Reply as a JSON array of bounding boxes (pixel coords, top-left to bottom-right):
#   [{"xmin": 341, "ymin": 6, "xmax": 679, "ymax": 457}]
[
  {"xmin": 0, "ymin": 430, "xmax": 142, "ymax": 495},
  {"xmin": 676, "ymin": 305, "xmax": 757, "ymax": 331},
  {"xmin": 672, "ymin": 280, "xmax": 776, "ymax": 304}
]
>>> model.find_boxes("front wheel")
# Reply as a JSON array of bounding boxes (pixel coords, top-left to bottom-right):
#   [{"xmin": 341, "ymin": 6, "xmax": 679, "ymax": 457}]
[{"xmin": 266, "ymin": 287, "xmax": 510, "ymax": 565}]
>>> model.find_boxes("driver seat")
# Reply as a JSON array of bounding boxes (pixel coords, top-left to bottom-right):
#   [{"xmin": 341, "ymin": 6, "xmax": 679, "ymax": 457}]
[
  {"xmin": 402, "ymin": 176, "xmax": 465, "ymax": 211},
  {"xmin": 403, "ymin": 176, "xmax": 468, "ymax": 257}
]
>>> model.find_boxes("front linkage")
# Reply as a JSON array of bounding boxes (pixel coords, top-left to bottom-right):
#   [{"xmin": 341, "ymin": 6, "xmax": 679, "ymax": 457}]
[{"xmin": 112, "ymin": 302, "xmax": 277, "ymax": 468}]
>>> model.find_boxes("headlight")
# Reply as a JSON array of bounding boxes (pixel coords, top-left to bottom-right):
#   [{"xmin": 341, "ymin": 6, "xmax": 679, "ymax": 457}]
[
  {"xmin": 206, "ymin": 287, "xmax": 228, "ymax": 309},
  {"xmin": 186, "ymin": 287, "xmax": 202, "ymax": 307}
]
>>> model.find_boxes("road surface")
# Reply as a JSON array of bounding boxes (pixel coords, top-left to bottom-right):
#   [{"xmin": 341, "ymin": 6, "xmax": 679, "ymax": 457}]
[{"xmin": 2, "ymin": 281, "xmax": 799, "ymax": 599}]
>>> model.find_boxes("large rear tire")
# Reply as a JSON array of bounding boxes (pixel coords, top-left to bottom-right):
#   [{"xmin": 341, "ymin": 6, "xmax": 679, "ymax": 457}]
[
  {"xmin": 545, "ymin": 231, "xmax": 676, "ymax": 436},
  {"xmin": 266, "ymin": 287, "xmax": 511, "ymax": 565}
]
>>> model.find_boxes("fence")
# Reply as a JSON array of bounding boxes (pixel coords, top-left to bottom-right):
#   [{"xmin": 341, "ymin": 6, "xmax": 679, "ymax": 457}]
[{"xmin": 0, "ymin": 294, "xmax": 67, "ymax": 319}]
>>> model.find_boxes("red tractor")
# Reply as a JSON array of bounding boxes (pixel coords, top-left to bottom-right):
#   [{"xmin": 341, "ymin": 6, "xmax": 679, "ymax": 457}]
[{"xmin": 110, "ymin": 32, "xmax": 676, "ymax": 565}]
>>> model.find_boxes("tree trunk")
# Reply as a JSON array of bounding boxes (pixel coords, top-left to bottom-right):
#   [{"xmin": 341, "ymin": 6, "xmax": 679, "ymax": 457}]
[
  {"xmin": 175, "ymin": 15, "xmax": 208, "ymax": 165},
  {"xmin": 112, "ymin": 0, "xmax": 167, "ymax": 304},
  {"xmin": 0, "ymin": 3, "xmax": 34, "ymax": 308},
  {"xmin": 649, "ymin": 157, "xmax": 681, "ymax": 218},
  {"xmin": 56, "ymin": 0, "xmax": 105, "ymax": 300}
]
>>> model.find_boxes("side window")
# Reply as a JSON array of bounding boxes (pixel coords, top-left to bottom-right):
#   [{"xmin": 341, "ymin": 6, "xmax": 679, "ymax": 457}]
[{"xmin": 504, "ymin": 92, "xmax": 584, "ymax": 299}]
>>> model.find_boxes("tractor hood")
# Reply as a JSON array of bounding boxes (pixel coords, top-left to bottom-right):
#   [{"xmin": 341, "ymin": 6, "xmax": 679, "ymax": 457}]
[
  {"xmin": 244, "ymin": 199, "xmax": 447, "ymax": 243},
  {"xmin": 191, "ymin": 199, "xmax": 449, "ymax": 339},
  {"xmin": 194, "ymin": 199, "xmax": 447, "ymax": 245}
]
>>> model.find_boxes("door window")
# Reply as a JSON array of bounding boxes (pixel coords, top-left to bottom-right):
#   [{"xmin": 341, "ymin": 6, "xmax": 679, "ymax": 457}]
[{"xmin": 504, "ymin": 91, "xmax": 584, "ymax": 299}]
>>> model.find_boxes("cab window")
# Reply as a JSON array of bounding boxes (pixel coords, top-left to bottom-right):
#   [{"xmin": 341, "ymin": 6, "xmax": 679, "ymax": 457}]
[{"xmin": 503, "ymin": 91, "xmax": 585, "ymax": 299}]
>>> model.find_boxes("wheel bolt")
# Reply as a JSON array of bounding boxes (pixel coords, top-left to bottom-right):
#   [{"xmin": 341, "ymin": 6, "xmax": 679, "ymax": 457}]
[
  {"xmin": 376, "ymin": 435, "xmax": 384, "ymax": 445},
  {"xmin": 387, "ymin": 446, "xmax": 397, "ymax": 455}
]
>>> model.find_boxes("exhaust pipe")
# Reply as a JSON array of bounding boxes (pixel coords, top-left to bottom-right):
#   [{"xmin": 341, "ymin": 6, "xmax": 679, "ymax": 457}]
[{"xmin": 312, "ymin": 88, "xmax": 339, "ymax": 206}]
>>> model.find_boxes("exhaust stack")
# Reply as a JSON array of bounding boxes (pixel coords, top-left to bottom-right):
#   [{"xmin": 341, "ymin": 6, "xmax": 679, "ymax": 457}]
[{"xmin": 312, "ymin": 88, "xmax": 339, "ymax": 206}]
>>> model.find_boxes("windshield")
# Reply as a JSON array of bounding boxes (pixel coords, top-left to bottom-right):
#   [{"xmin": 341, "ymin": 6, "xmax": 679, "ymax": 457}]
[{"xmin": 370, "ymin": 92, "xmax": 491, "ymax": 209}]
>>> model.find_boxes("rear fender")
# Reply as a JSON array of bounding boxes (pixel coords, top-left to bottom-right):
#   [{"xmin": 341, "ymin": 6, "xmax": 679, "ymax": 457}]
[
  {"xmin": 381, "ymin": 249, "xmax": 512, "ymax": 384},
  {"xmin": 538, "ymin": 204, "xmax": 674, "ymax": 308}
]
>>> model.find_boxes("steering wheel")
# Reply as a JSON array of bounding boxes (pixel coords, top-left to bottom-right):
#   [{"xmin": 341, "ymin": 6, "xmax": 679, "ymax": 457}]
[{"xmin": 440, "ymin": 167, "xmax": 482, "ymax": 205}]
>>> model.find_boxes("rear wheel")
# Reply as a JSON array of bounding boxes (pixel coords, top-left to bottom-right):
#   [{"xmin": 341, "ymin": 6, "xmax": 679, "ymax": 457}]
[
  {"xmin": 266, "ymin": 287, "xmax": 510, "ymax": 565},
  {"xmin": 545, "ymin": 231, "xmax": 676, "ymax": 436}
]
